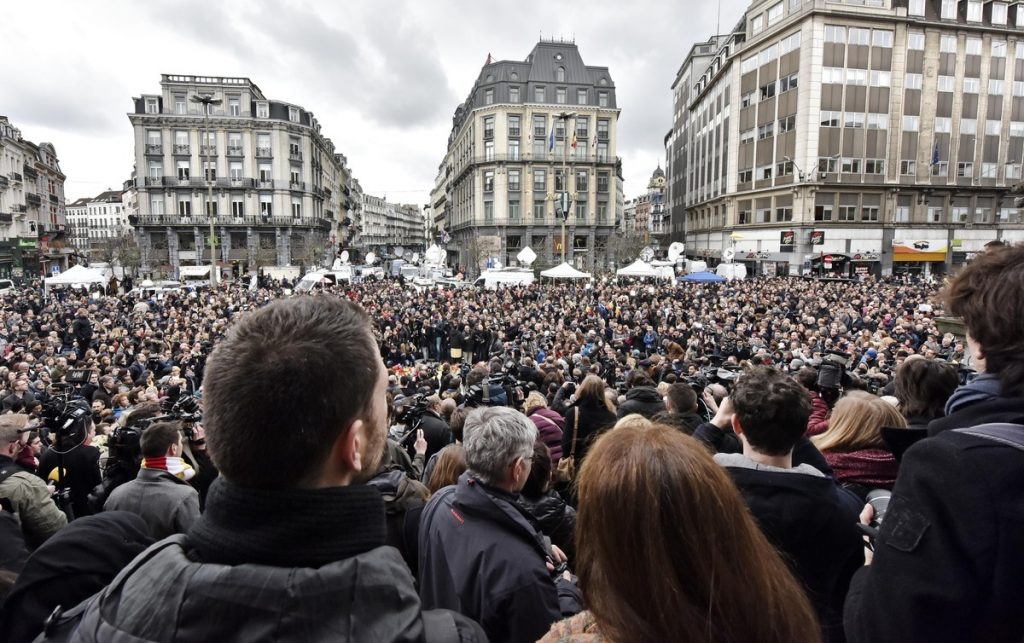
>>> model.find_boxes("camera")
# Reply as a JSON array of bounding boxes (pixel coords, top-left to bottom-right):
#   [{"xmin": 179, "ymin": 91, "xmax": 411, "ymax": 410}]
[{"xmin": 817, "ymin": 350, "xmax": 852, "ymax": 391}]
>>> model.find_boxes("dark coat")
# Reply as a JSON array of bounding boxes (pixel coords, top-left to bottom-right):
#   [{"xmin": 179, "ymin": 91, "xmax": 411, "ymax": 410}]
[
  {"xmin": 652, "ymin": 410, "xmax": 704, "ymax": 434},
  {"xmin": 694, "ymin": 422, "xmax": 835, "ymax": 476},
  {"xmin": 42, "ymin": 479, "xmax": 485, "ymax": 643},
  {"xmin": 926, "ymin": 396, "xmax": 1024, "ymax": 436},
  {"xmin": 719, "ymin": 455, "xmax": 863, "ymax": 641},
  {"xmin": 407, "ymin": 410, "xmax": 451, "ymax": 462},
  {"xmin": 71, "ymin": 316, "xmax": 92, "ymax": 346},
  {"xmin": 615, "ymin": 386, "xmax": 665, "ymax": 419},
  {"xmin": 519, "ymin": 489, "xmax": 576, "ymax": 565},
  {"xmin": 529, "ymin": 407, "xmax": 565, "ymax": 463},
  {"xmin": 419, "ymin": 472, "xmax": 581, "ymax": 643},
  {"xmin": 103, "ymin": 468, "xmax": 200, "ymax": 540},
  {"xmin": 562, "ymin": 399, "xmax": 617, "ymax": 467},
  {"xmin": 0, "ymin": 512, "xmax": 154, "ymax": 643},
  {"xmin": 38, "ymin": 443, "xmax": 101, "ymax": 520},
  {"xmin": 844, "ymin": 408, "xmax": 1024, "ymax": 643}
]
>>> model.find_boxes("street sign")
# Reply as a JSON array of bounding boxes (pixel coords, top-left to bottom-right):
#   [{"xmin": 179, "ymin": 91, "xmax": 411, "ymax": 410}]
[{"xmin": 51, "ymin": 265, "xmax": 60, "ymax": 275}]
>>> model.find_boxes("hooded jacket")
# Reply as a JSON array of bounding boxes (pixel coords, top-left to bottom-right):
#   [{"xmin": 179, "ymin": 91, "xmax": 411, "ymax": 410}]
[
  {"xmin": 615, "ymin": 386, "xmax": 665, "ymax": 419},
  {"xmin": 419, "ymin": 472, "xmax": 581, "ymax": 643}
]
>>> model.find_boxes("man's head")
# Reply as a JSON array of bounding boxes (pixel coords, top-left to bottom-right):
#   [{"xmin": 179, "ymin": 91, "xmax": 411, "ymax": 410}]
[
  {"xmin": 664, "ymin": 383, "xmax": 697, "ymax": 414},
  {"xmin": 204, "ymin": 297, "xmax": 386, "ymax": 489},
  {"xmin": 140, "ymin": 422, "xmax": 183, "ymax": 459},
  {"xmin": 462, "ymin": 407, "xmax": 537, "ymax": 492},
  {"xmin": 730, "ymin": 367, "xmax": 812, "ymax": 457},
  {"xmin": 0, "ymin": 414, "xmax": 29, "ymax": 457},
  {"xmin": 944, "ymin": 243, "xmax": 1024, "ymax": 396}
]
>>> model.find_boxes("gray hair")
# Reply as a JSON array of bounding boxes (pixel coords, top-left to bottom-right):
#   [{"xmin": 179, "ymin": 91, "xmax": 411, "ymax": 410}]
[{"xmin": 463, "ymin": 407, "xmax": 537, "ymax": 484}]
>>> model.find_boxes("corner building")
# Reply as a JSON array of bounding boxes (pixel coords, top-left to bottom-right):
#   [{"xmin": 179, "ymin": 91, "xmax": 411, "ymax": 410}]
[
  {"xmin": 434, "ymin": 40, "xmax": 623, "ymax": 273},
  {"xmin": 128, "ymin": 75, "xmax": 351, "ymax": 277},
  {"xmin": 668, "ymin": 0, "xmax": 1024, "ymax": 277}
]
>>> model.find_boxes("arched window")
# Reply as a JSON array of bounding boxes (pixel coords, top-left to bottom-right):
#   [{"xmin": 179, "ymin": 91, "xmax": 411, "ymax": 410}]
[{"xmin": 556, "ymin": 66, "xmax": 565, "ymax": 82}]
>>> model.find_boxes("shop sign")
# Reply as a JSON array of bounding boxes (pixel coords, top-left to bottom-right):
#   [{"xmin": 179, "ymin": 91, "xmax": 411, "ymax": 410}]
[{"xmin": 810, "ymin": 230, "xmax": 825, "ymax": 245}]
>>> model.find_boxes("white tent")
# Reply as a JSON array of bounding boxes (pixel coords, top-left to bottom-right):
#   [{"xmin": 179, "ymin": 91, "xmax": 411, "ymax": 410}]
[
  {"xmin": 615, "ymin": 259, "xmax": 660, "ymax": 278},
  {"xmin": 44, "ymin": 265, "xmax": 109, "ymax": 290},
  {"xmin": 540, "ymin": 261, "xmax": 591, "ymax": 280}
]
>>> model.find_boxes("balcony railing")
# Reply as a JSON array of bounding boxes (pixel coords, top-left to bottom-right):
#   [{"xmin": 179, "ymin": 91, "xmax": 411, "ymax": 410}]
[
  {"xmin": 200, "ymin": 145, "xmax": 217, "ymax": 156},
  {"xmin": 0, "ymin": 175, "xmax": 8, "ymax": 189},
  {"xmin": 131, "ymin": 214, "xmax": 330, "ymax": 229},
  {"xmin": 256, "ymin": 146, "xmax": 272, "ymax": 157},
  {"xmin": 49, "ymin": 194, "xmax": 58, "ymax": 203},
  {"xmin": 289, "ymin": 151, "xmax": 302, "ymax": 161},
  {"xmin": 226, "ymin": 146, "xmax": 244, "ymax": 156},
  {"xmin": 9, "ymin": 172, "xmax": 22, "ymax": 183},
  {"xmin": 467, "ymin": 151, "xmax": 617, "ymax": 165},
  {"xmin": 145, "ymin": 143, "xmax": 163, "ymax": 155},
  {"xmin": 144, "ymin": 176, "xmax": 164, "ymax": 187},
  {"xmin": 25, "ymin": 193, "xmax": 42, "ymax": 206},
  {"xmin": 173, "ymin": 144, "xmax": 190, "ymax": 155},
  {"xmin": 11, "ymin": 204, "xmax": 26, "ymax": 213},
  {"xmin": 0, "ymin": 212, "xmax": 12, "ymax": 223}
]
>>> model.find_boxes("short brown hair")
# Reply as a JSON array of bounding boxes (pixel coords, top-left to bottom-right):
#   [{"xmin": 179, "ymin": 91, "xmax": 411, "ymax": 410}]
[
  {"xmin": 731, "ymin": 367, "xmax": 811, "ymax": 456},
  {"xmin": 576, "ymin": 424, "xmax": 819, "ymax": 642},
  {"xmin": 140, "ymin": 422, "xmax": 182, "ymax": 458},
  {"xmin": 204, "ymin": 297, "xmax": 380, "ymax": 488},
  {"xmin": 944, "ymin": 242, "xmax": 1024, "ymax": 396},
  {"xmin": 425, "ymin": 445, "xmax": 466, "ymax": 495},
  {"xmin": 664, "ymin": 383, "xmax": 697, "ymax": 413},
  {"xmin": 895, "ymin": 357, "xmax": 958, "ymax": 421}
]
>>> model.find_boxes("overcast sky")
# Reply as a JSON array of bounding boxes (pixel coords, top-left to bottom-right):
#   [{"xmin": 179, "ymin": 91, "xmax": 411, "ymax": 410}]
[{"xmin": 4, "ymin": 0, "xmax": 748, "ymax": 207}]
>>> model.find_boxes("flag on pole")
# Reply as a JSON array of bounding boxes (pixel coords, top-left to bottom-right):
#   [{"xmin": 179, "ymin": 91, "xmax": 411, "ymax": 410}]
[
  {"xmin": 931, "ymin": 142, "xmax": 940, "ymax": 166},
  {"xmin": 571, "ymin": 133, "xmax": 578, "ymax": 150},
  {"xmin": 485, "ymin": 53, "xmax": 493, "ymax": 65},
  {"xmin": 548, "ymin": 123, "xmax": 556, "ymax": 152}
]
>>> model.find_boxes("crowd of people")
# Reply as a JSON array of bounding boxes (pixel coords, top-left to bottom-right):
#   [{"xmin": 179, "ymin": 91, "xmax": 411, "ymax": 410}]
[{"xmin": 0, "ymin": 243, "xmax": 1022, "ymax": 642}]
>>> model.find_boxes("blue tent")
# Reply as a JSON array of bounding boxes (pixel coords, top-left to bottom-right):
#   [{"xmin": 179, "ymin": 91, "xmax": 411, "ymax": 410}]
[{"xmin": 681, "ymin": 271, "xmax": 726, "ymax": 283}]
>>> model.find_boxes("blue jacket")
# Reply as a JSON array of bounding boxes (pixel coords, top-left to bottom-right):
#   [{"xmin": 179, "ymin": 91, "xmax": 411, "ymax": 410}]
[{"xmin": 419, "ymin": 472, "xmax": 581, "ymax": 643}]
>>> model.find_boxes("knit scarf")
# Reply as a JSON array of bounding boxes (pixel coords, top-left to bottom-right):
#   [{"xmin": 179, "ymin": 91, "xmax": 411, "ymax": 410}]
[
  {"xmin": 142, "ymin": 456, "xmax": 196, "ymax": 481},
  {"xmin": 945, "ymin": 373, "xmax": 1004, "ymax": 416}
]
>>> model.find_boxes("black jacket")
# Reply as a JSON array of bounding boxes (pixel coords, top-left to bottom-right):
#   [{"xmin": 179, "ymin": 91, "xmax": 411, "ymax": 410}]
[
  {"xmin": 694, "ymin": 422, "xmax": 835, "ymax": 476},
  {"xmin": 519, "ymin": 490, "xmax": 577, "ymax": 565},
  {"xmin": 71, "ymin": 316, "xmax": 92, "ymax": 345},
  {"xmin": 926, "ymin": 396, "xmax": 1024, "ymax": 436},
  {"xmin": 42, "ymin": 478, "xmax": 485, "ymax": 642},
  {"xmin": 718, "ymin": 455, "xmax": 863, "ymax": 641},
  {"xmin": 562, "ymin": 400, "xmax": 617, "ymax": 467},
  {"xmin": 407, "ymin": 410, "xmax": 450, "ymax": 462},
  {"xmin": 615, "ymin": 386, "xmax": 665, "ymax": 419},
  {"xmin": 845, "ymin": 405, "xmax": 1024, "ymax": 643},
  {"xmin": 38, "ymin": 443, "xmax": 101, "ymax": 520},
  {"xmin": 652, "ymin": 410, "xmax": 704, "ymax": 434},
  {"xmin": 419, "ymin": 472, "xmax": 581, "ymax": 643}
]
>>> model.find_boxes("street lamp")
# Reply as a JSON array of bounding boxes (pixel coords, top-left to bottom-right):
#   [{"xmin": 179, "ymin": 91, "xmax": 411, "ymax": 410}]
[
  {"xmin": 555, "ymin": 111, "xmax": 576, "ymax": 265},
  {"xmin": 190, "ymin": 94, "xmax": 222, "ymax": 286}
]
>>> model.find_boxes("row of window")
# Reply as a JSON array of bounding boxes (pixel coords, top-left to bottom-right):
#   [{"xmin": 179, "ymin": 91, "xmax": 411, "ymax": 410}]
[
  {"xmin": 483, "ymin": 86, "xmax": 610, "ymax": 107},
  {"xmin": 481, "ymin": 168, "xmax": 612, "ymax": 193},
  {"xmin": 144, "ymin": 95, "xmax": 301, "ymax": 122},
  {"xmin": 818, "ymin": 111, "xmax": 889, "ymax": 129},
  {"xmin": 913, "ymin": 0, "xmax": 1024, "ymax": 26},
  {"xmin": 739, "ymin": 31, "xmax": 802, "ymax": 75},
  {"xmin": 741, "ymin": 73, "xmax": 799, "ymax": 107},
  {"xmin": 484, "ymin": 115, "xmax": 611, "ymax": 140},
  {"xmin": 823, "ymin": 26, "xmax": 894, "ymax": 47},
  {"xmin": 821, "ymin": 68, "xmax": 891, "ymax": 87},
  {"xmin": 480, "ymin": 200, "xmax": 611, "ymax": 222},
  {"xmin": 146, "ymin": 160, "xmax": 305, "ymax": 184},
  {"xmin": 146, "ymin": 131, "xmax": 302, "ymax": 157},
  {"xmin": 149, "ymin": 195, "xmax": 305, "ymax": 218}
]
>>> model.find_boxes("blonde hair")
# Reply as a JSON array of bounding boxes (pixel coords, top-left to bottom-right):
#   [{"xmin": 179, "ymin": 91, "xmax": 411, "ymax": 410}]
[
  {"xmin": 613, "ymin": 414, "xmax": 652, "ymax": 431},
  {"xmin": 812, "ymin": 391, "xmax": 907, "ymax": 453},
  {"xmin": 523, "ymin": 391, "xmax": 548, "ymax": 415}
]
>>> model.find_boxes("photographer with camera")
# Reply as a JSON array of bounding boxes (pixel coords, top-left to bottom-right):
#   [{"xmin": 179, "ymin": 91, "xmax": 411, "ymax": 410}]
[
  {"xmin": 845, "ymin": 243, "xmax": 1024, "ymax": 643},
  {"xmin": 103, "ymin": 421, "xmax": 200, "ymax": 540},
  {"xmin": 37, "ymin": 398, "xmax": 102, "ymax": 521},
  {"xmin": 405, "ymin": 395, "xmax": 450, "ymax": 463}
]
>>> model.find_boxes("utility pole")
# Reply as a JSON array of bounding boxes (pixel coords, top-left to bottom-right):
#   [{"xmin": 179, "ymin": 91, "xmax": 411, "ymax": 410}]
[{"xmin": 191, "ymin": 94, "xmax": 222, "ymax": 286}]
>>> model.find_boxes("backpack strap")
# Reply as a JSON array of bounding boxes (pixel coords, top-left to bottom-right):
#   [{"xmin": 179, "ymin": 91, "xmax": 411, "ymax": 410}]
[{"xmin": 955, "ymin": 423, "xmax": 1024, "ymax": 452}]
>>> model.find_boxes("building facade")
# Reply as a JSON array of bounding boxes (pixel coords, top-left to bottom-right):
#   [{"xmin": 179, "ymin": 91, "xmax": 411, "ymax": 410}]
[
  {"xmin": 359, "ymin": 194, "xmax": 426, "ymax": 255},
  {"xmin": 0, "ymin": 116, "xmax": 70, "ymax": 278},
  {"xmin": 433, "ymin": 40, "xmax": 624, "ymax": 274},
  {"xmin": 669, "ymin": 0, "xmax": 1024, "ymax": 277},
  {"xmin": 127, "ymin": 74, "xmax": 351, "ymax": 278},
  {"xmin": 66, "ymin": 189, "xmax": 132, "ymax": 256}
]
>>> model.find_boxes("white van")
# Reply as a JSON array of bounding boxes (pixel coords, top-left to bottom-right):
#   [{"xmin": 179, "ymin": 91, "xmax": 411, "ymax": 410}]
[
  {"xmin": 0, "ymin": 279, "xmax": 15, "ymax": 296},
  {"xmin": 295, "ymin": 266, "xmax": 353, "ymax": 292},
  {"xmin": 473, "ymin": 268, "xmax": 535, "ymax": 290}
]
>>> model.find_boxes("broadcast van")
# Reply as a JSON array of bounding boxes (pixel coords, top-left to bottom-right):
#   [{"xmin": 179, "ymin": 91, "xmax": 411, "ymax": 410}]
[{"xmin": 473, "ymin": 268, "xmax": 535, "ymax": 290}]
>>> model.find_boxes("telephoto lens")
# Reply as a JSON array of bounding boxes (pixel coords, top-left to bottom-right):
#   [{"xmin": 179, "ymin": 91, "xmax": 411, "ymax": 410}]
[{"xmin": 866, "ymin": 489, "xmax": 892, "ymax": 528}]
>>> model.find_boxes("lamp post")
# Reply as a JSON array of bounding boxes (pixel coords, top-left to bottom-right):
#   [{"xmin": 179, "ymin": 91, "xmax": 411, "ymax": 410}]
[{"xmin": 190, "ymin": 94, "xmax": 222, "ymax": 286}]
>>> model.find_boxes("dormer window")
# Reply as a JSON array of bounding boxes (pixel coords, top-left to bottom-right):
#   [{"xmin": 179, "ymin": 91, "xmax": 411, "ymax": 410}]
[{"xmin": 556, "ymin": 66, "xmax": 565, "ymax": 82}]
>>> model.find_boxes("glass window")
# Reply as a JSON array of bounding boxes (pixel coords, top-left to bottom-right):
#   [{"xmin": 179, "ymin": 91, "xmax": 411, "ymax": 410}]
[
  {"xmin": 228, "ymin": 97, "xmax": 240, "ymax": 116},
  {"xmin": 908, "ymin": 0, "xmax": 925, "ymax": 15},
  {"xmin": 256, "ymin": 102, "xmax": 269, "ymax": 118},
  {"xmin": 956, "ymin": 162, "xmax": 974, "ymax": 178},
  {"xmin": 577, "ymin": 89, "xmax": 587, "ymax": 105},
  {"xmin": 934, "ymin": 117, "xmax": 952, "ymax": 133},
  {"xmin": 900, "ymin": 160, "xmax": 917, "ymax": 175},
  {"xmin": 848, "ymin": 28, "xmax": 870, "ymax": 46},
  {"xmin": 509, "ymin": 169, "xmax": 521, "ymax": 191},
  {"xmin": 986, "ymin": 120, "xmax": 1002, "ymax": 136},
  {"xmin": 767, "ymin": 2, "xmax": 783, "ymax": 24},
  {"xmin": 902, "ymin": 115, "xmax": 920, "ymax": 131},
  {"xmin": 940, "ymin": 0, "xmax": 956, "ymax": 19},
  {"xmin": 288, "ymin": 106, "xmax": 300, "ymax": 123},
  {"xmin": 534, "ymin": 169, "xmax": 546, "ymax": 192},
  {"xmin": 484, "ymin": 88, "xmax": 494, "ymax": 105},
  {"xmin": 905, "ymin": 73, "xmax": 923, "ymax": 90},
  {"xmin": 981, "ymin": 163, "xmax": 999, "ymax": 179},
  {"xmin": 824, "ymin": 25, "xmax": 845, "ymax": 43},
  {"xmin": 872, "ymin": 30, "xmax": 893, "ymax": 48},
  {"xmin": 937, "ymin": 76, "xmax": 955, "ymax": 92},
  {"xmin": 966, "ymin": 0, "xmax": 982, "ymax": 21},
  {"xmin": 940, "ymin": 35, "xmax": 957, "ymax": 53},
  {"xmin": 870, "ymin": 70, "xmax": 891, "ymax": 86},
  {"xmin": 509, "ymin": 86, "xmax": 520, "ymax": 103},
  {"xmin": 992, "ymin": 40, "xmax": 1007, "ymax": 58},
  {"xmin": 556, "ymin": 67, "xmax": 565, "ymax": 82},
  {"xmin": 966, "ymin": 38, "xmax": 982, "ymax": 55},
  {"xmin": 907, "ymin": 33, "xmax": 925, "ymax": 51},
  {"xmin": 751, "ymin": 14, "xmax": 765, "ymax": 33},
  {"xmin": 895, "ymin": 205, "xmax": 910, "ymax": 222},
  {"xmin": 598, "ymin": 92, "xmax": 609, "ymax": 107},
  {"xmin": 145, "ymin": 98, "xmax": 159, "ymax": 114},
  {"xmin": 556, "ymin": 88, "xmax": 566, "ymax": 104},
  {"xmin": 989, "ymin": 79, "xmax": 1004, "ymax": 95},
  {"xmin": 963, "ymin": 78, "xmax": 980, "ymax": 94},
  {"xmin": 534, "ymin": 86, "xmax": 545, "ymax": 102}
]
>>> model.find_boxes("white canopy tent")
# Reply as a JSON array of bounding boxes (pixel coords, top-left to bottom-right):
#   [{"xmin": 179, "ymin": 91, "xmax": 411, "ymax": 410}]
[
  {"xmin": 540, "ymin": 262, "xmax": 591, "ymax": 280},
  {"xmin": 615, "ymin": 259, "xmax": 661, "ymax": 278},
  {"xmin": 43, "ymin": 265, "xmax": 110, "ymax": 291}
]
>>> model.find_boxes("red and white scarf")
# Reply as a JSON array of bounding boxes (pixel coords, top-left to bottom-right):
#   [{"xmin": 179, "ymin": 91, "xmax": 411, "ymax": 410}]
[{"xmin": 142, "ymin": 456, "xmax": 196, "ymax": 481}]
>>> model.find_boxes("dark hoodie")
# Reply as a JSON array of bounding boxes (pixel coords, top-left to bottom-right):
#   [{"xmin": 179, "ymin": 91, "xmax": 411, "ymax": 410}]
[{"xmin": 616, "ymin": 386, "xmax": 666, "ymax": 419}]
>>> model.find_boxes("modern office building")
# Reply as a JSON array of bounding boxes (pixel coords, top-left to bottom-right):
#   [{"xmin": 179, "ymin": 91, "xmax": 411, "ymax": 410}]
[
  {"xmin": 433, "ymin": 39, "xmax": 624, "ymax": 273},
  {"xmin": 127, "ymin": 74, "xmax": 351, "ymax": 278},
  {"xmin": 0, "ymin": 116, "xmax": 70, "ymax": 278},
  {"xmin": 667, "ymin": 0, "xmax": 1024, "ymax": 277}
]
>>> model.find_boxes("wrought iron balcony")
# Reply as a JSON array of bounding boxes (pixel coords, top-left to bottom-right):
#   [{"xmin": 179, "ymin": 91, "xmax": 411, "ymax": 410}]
[
  {"xmin": 173, "ymin": 144, "xmax": 191, "ymax": 155},
  {"xmin": 200, "ymin": 145, "xmax": 217, "ymax": 156},
  {"xmin": 23, "ymin": 165, "xmax": 39, "ymax": 180},
  {"xmin": 289, "ymin": 151, "xmax": 303, "ymax": 161},
  {"xmin": 256, "ymin": 146, "xmax": 272, "ymax": 157},
  {"xmin": 145, "ymin": 143, "xmax": 163, "ymax": 155},
  {"xmin": 0, "ymin": 212, "xmax": 12, "ymax": 223},
  {"xmin": 144, "ymin": 176, "xmax": 164, "ymax": 187},
  {"xmin": 25, "ymin": 193, "xmax": 42, "ymax": 206},
  {"xmin": 9, "ymin": 172, "xmax": 22, "ymax": 183},
  {"xmin": 226, "ymin": 146, "xmax": 244, "ymax": 156}
]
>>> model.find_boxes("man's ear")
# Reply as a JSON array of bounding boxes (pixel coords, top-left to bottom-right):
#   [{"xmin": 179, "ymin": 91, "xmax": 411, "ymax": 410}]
[{"xmin": 731, "ymin": 414, "xmax": 744, "ymax": 437}]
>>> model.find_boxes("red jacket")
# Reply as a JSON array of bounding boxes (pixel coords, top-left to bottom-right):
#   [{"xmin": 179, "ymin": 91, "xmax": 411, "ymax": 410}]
[{"xmin": 807, "ymin": 395, "xmax": 831, "ymax": 436}]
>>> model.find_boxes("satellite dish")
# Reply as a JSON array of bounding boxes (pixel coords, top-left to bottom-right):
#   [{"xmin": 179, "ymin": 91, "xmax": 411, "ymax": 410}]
[
  {"xmin": 366, "ymin": 252, "xmax": 377, "ymax": 265},
  {"xmin": 492, "ymin": 260, "xmax": 502, "ymax": 270},
  {"xmin": 722, "ymin": 248, "xmax": 735, "ymax": 262},
  {"xmin": 668, "ymin": 242, "xmax": 685, "ymax": 262},
  {"xmin": 640, "ymin": 247, "xmax": 655, "ymax": 263},
  {"xmin": 340, "ymin": 250, "xmax": 350, "ymax": 264},
  {"xmin": 425, "ymin": 245, "xmax": 443, "ymax": 264},
  {"xmin": 517, "ymin": 246, "xmax": 537, "ymax": 266},
  {"xmin": 395, "ymin": 246, "xmax": 405, "ymax": 257},
  {"xmin": 412, "ymin": 252, "xmax": 419, "ymax": 263}
]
